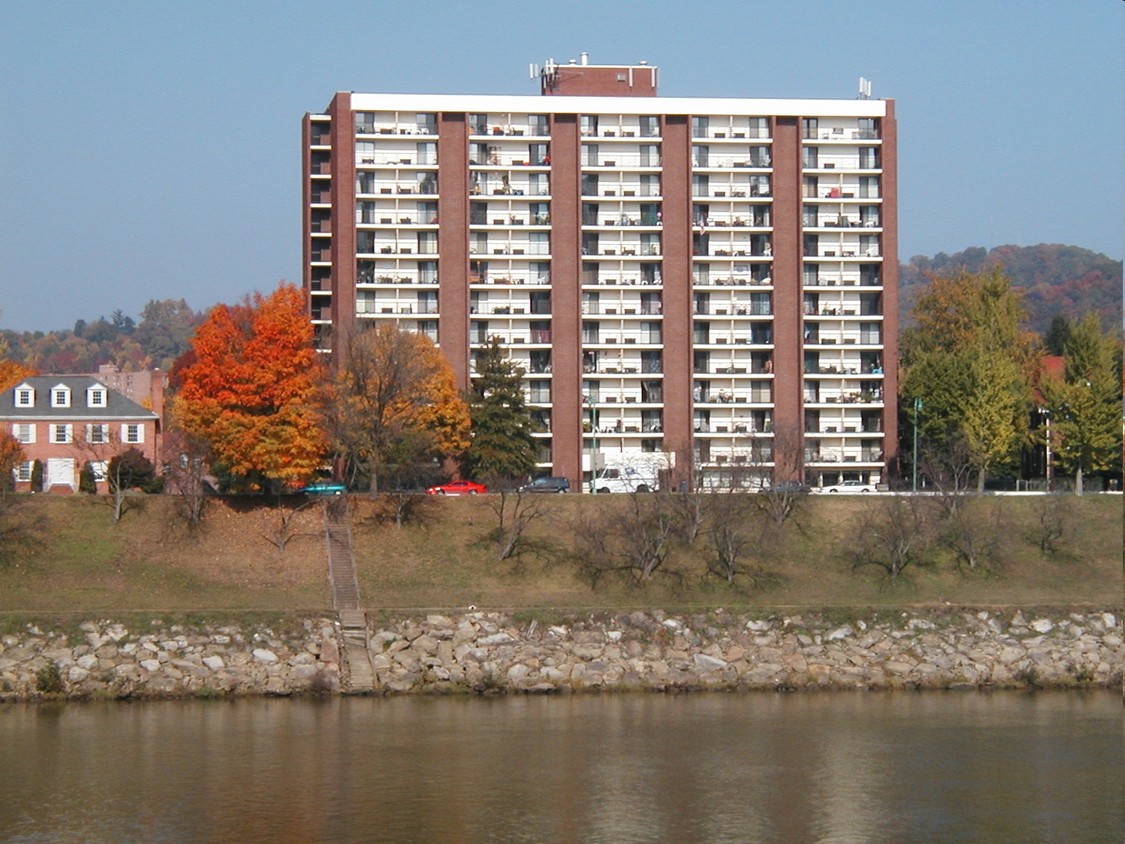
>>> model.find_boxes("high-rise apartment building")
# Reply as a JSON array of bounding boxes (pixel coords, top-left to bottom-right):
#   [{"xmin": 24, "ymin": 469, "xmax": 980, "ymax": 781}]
[{"xmin": 302, "ymin": 57, "xmax": 898, "ymax": 491}]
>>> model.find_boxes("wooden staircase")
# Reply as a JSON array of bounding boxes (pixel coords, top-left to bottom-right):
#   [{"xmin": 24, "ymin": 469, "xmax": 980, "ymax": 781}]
[{"xmin": 323, "ymin": 497, "xmax": 375, "ymax": 693}]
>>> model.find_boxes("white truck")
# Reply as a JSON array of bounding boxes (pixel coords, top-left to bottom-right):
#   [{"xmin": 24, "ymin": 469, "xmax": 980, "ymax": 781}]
[{"xmin": 590, "ymin": 452, "xmax": 675, "ymax": 494}]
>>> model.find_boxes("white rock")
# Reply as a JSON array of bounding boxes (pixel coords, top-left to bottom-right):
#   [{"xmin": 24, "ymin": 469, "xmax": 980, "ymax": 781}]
[
  {"xmin": 68, "ymin": 667, "xmax": 90, "ymax": 683},
  {"xmin": 140, "ymin": 659, "xmax": 161, "ymax": 672},
  {"xmin": 1102, "ymin": 613, "xmax": 1118, "ymax": 629},
  {"xmin": 478, "ymin": 632, "xmax": 516, "ymax": 646},
  {"xmin": 1030, "ymin": 619, "xmax": 1054, "ymax": 634},
  {"xmin": 76, "ymin": 654, "xmax": 99, "ymax": 670},
  {"xmin": 606, "ymin": 631, "xmax": 623, "ymax": 642},
  {"xmin": 825, "ymin": 626, "xmax": 853, "ymax": 641},
  {"xmin": 252, "ymin": 648, "xmax": 279, "ymax": 664},
  {"xmin": 746, "ymin": 620, "xmax": 772, "ymax": 633},
  {"xmin": 693, "ymin": 653, "xmax": 727, "ymax": 671},
  {"xmin": 203, "ymin": 656, "xmax": 225, "ymax": 671}
]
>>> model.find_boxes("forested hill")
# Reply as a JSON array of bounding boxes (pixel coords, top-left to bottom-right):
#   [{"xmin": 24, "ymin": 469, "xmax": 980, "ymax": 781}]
[{"xmin": 899, "ymin": 245, "xmax": 1122, "ymax": 337}]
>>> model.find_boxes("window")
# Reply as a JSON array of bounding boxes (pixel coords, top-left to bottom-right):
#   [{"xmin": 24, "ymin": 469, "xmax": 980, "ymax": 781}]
[
  {"xmin": 639, "ymin": 115, "xmax": 660, "ymax": 137},
  {"xmin": 356, "ymin": 290, "xmax": 377, "ymax": 315},
  {"xmin": 12, "ymin": 423, "xmax": 35, "ymax": 444},
  {"xmin": 355, "ymin": 112, "xmax": 375, "ymax": 134},
  {"xmin": 50, "ymin": 424, "xmax": 73, "ymax": 444},
  {"xmin": 692, "ymin": 116, "xmax": 709, "ymax": 138},
  {"xmin": 528, "ymin": 114, "xmax": 549, "ymax": 136},
  {"xmin": 14, "ymin": 385, "xmax": 34, "ymax": 407},
  {"xmin": 355, "ymin": 141, "xmax": 376, "ymax": 165},
  {"xmin": 802, "ymin": 118, "xmax": 818, "ymax": 140},
  {"xmin": 748, "ymin": 117, "xmax": 769, "ymax": 139},
  {"xmin": 529, "ymin": 233, "xmax": 550, "ymax": 255},
  {"xmin": 51, "ymin": 386, "xmax": 71, "ymax": 408},
  {"xmin": 86, "ymin": 386, "xmax": 107, "ymax": 408},
  {"xmin": 416, "ymin": 142, "xmax": 437, "ymax": 166},
  {"xmin": 15, "ymin": 461, "xmax": 32, "ymax": 483},
  {"xmin": 122, "ymin": 424, "xmax": 144, "ymax": 444},
  {"xmin": 90, "ymin": 461, "xmax": 108, "ymax": 482},
  {"xmin": 86, "ymin": 424, "xmax": 109, "ymax": 444}
]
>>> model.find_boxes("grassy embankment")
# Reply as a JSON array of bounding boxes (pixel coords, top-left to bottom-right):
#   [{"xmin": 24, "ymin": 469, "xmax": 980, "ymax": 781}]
[{"xmin": 0, "ymin": 493, "xmax": 1120, "ymax": 626}]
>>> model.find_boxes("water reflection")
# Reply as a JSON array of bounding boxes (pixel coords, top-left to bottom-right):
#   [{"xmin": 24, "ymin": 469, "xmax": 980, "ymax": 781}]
[{"xmin": 1, "ymin": 693, "xmax": 1120, "ymax": 843}]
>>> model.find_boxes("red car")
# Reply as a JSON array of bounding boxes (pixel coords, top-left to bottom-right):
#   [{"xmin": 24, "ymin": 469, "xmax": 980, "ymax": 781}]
[{"xmin": 426, "ymin": 479, "xmax": 487, "ymax": 496}]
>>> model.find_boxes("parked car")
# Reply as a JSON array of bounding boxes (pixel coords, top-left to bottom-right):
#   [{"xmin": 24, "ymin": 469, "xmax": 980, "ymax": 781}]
[
  {"xmin": 519, "ymin": 476, "xmax": 570, "ymax": 493},
  {"xmin": 426, "ymin": 480, "xmax": 487, "ymax": 496},
  {"xmin": 816, "ymin": 480, "xmax": 877, "ymax": 494},
  {"xmin": 763, "ymin": 481, "xmax": 811, "ymax": 495},
  {"xmin": 298, "ymin": 481, "xmax": 347, "ymax": 495}
]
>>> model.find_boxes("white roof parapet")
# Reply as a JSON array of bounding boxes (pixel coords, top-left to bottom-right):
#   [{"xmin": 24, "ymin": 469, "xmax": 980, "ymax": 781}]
[{"xmin": 347, "ymin": 92, "xmax": 888, "ymax": 117}]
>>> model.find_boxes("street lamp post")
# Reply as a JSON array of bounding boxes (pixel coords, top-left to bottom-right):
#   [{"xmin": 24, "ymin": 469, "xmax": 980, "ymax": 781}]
[
  {"xmin": 584, "ymin": 395, "xmax": 598, "ymax": 495},
  {"xmin": 911, "ymin": 397, "xmax": 923, "ymax": 493},
  {"xmin": 1042, "ymin": 408, "xmax": 1053, "ymax": 492}
]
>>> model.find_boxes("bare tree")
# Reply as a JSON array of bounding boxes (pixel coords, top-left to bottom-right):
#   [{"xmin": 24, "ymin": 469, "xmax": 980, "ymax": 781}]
[
  {"xmin": 161, "ymin": 430, "xmax": 211, "ymax": 528},
  {"xmin": 572, "ymin": 492, "xmax": 686, "ymax": 586},
  {"xmin": 78, "ymin": 429, "xmax": 155, "ymax": 523},
  {"xmin": 847, "ymin": 495, "xmax": 936, "ymax": 582},
  {"xmin": 757, "ymin": 424, "xmax": 808, "ymax": 526},
  {"xmin": 918, "ymin": 434, "xmax": 976, "ymax": 517},
  {"xmin": 260, "ymin": 495, "xmax": 319, "ymax": 552},
  {"xmin": 1028, "ymin": 495, "xmax": 1072, "ymax": 555},
  {"xmin": 483, "ymin": 487, "xmax": 551, "ymax": 563},
  {"xmin": 704, "ymin": 490, "xmax": 770, "ymax": 585},
  {"xmin": 939, "ymin": 498, "xmax": 1003, "ymax": 572}
]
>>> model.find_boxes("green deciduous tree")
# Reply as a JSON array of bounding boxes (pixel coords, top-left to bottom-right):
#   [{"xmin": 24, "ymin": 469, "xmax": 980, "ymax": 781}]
[
  {"xmin": 461, "ymin": 338, "xmax": 538, "ymax": 486},
  {"xmin": 1040, "ymin": 314, "xmax": 1122, "ymax": 494},
  {"xmin": 902, "ymin": 267, "xmax": 1036, "ymax": 489}
]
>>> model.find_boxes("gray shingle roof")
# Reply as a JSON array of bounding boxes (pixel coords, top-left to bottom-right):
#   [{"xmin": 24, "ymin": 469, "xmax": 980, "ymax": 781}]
[{"xmin": 0, "ymin": 376, "xmax": 158, "ymax": 421}]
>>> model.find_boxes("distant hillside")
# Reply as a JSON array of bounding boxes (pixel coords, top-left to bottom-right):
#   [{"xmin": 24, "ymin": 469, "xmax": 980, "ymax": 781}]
[{"xmin": 899, "ymin": 245, "xmax": 1123, "ymax": 337}]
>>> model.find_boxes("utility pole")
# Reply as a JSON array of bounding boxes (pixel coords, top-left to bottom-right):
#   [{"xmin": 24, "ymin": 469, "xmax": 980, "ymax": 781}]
[{"xmin": 584, "ymin": 395, "xmax": 598, "ymax": 495}]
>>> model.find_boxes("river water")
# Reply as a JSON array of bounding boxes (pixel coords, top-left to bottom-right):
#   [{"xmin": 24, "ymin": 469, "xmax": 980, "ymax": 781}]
[{"xmin": 1, "ymin": 692, "xmax": 1119, "ymax": 843}]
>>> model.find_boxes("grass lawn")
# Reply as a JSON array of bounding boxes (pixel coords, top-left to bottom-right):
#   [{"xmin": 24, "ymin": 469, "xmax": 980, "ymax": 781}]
[{"xmin": 1, "ymin": 493, "xmax": 1120, "ymax": 617}]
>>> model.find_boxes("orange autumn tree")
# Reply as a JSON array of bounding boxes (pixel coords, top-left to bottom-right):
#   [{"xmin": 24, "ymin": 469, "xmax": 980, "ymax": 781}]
[
  {"xmin": 173, "ymin": 284, "xmax": 327, "ymax": 493},
  {"xmin": 330, "ymin": 323, "xmax": 470, "ymax": 493},
  {"xmin": 0, "ymin": 359, "xmax": 36, "ymax": 393}
]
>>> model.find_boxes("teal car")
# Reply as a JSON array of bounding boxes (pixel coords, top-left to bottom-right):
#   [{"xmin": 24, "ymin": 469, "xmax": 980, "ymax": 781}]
[{"xmin": 298, "ymin": 481, "xmax": 347, "ymax": 495}]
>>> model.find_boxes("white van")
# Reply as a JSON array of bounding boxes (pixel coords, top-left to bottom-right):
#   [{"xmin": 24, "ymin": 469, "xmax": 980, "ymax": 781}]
[{"xmin": 590, "ymin": 453, "xmax": 674, "ymax": 494}]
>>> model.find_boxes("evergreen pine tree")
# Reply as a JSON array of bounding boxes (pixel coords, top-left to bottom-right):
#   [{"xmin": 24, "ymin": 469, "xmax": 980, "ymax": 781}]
[{"xmin": 462, "ymin": 338, "xmax": 538, "ymax": 485}]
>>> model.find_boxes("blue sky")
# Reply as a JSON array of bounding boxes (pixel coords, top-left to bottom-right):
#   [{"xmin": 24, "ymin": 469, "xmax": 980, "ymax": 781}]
[{"xmin": 1, "ymin": 0, "xmax": 1121, "ymax": 331}]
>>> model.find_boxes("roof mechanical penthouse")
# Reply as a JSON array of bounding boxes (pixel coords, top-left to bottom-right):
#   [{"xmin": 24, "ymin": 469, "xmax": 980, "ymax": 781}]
[{"xmin": 302, "ymin": 55, "xmax": 899, "ymax": 492}]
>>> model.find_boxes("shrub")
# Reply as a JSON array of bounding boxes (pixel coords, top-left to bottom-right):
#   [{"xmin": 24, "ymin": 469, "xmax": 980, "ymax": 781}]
[
  {"xmin": 79, "ymin": 461, "xmax": 98, "ymax": 494},
  {"xmin": 36, "ymin": 661, "xmax": 64, "ymax": 694}
]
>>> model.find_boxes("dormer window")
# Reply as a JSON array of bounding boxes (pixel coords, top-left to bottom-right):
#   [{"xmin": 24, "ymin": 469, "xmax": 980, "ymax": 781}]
[
  {"xmin": 51, "ymin": 385, "xmax": 71, "ymax": 408},
  {"xmin": 87, "ymin": 386, "xmax": 107, "ymax": 408},
  {"xmin": 14, "ymin": 384, "xmax": 34, "ymax": 407}
]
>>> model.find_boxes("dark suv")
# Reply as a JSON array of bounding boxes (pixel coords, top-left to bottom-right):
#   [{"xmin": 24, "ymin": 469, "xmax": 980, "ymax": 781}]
[{"xmin": 519, "ymin": 476, "xmax": 570, "ymax": 494}]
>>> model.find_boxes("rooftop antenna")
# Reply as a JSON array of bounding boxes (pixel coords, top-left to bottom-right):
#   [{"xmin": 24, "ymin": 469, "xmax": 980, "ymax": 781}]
[{"xmin": 858, "ymin": 77, "xmax": 872, "ymax": 99}]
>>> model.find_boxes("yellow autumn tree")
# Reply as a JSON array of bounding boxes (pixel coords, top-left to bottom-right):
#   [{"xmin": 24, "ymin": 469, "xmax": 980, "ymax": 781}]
[
  {"xmin": 173, "ymin": 284, "xmax": 327, "ymax": 493},
  {"xmin": 329, "ymin": 323, "xmax": 470, "ymax": 493}
]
